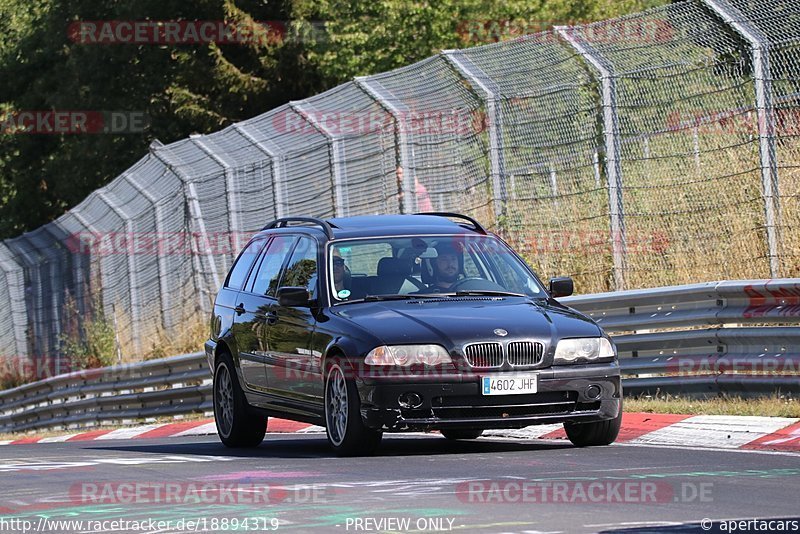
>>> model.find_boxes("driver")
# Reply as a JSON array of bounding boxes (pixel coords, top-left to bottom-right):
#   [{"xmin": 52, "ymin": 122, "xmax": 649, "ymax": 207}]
[
  {"xmin": 332, "ymin": 251, "xmax": 350, "ymax": 294},
  {"xmin": 429, "ymin": 242, "xmax": 462, "ymax": 291}
]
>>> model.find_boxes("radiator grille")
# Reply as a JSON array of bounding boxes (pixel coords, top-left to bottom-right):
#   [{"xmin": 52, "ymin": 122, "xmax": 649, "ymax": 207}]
[
  {"xmin": 507, "ymin": 341, "xmax": 544, "ymax": 366},
  {"xmin": 464, "ymin": 342, "xmax": 503, "ymax": 368}
]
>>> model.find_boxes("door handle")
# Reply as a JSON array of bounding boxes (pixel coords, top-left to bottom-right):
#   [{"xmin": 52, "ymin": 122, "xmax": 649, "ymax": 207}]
[{"xmin": 234, "ymin": 304, "xmax": 245, "ymax": 315}]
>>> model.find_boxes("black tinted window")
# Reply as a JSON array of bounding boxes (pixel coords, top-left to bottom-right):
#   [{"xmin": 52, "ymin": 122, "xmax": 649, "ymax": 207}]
[
  {"xmin": 249, "ymin": 236, "xmax": 295, "ymax": 296},
  {"xmin": 281, "ymin": 237, "xmax": 318, "ymax": 299},
  {"xmin": 225, "ymin": 239, "xmax": 265, "ymax": 290}
]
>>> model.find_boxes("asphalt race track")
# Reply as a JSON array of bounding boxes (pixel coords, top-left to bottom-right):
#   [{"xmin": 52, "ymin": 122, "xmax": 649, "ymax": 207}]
[{"xmin": 1, "ymin": 433, "xmax": 799, "ymax": 533}]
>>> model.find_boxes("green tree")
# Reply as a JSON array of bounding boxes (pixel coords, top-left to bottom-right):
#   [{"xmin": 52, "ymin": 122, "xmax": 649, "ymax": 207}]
[
  {"xmin": 0, "ymin": 0, "xmax": 314, "ymax": 237},
  {"xmin": 298, "ymin": 0, "xmax": 668, "ymax": 86}
]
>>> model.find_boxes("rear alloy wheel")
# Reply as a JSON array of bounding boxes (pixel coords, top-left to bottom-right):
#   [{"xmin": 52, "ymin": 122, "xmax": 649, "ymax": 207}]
[
  {"xmin": 213, "ymin": 352, "xmax": 267, "ymax": 448},
  {"xmin": 441, "ymin": 429, "xmax": 483, "ymax": 440},
  {"xmin": 324, "ymin": 361, "xmax": 382, "ymax": 456},
  {"xmin": 564, "ymin": 405, "xmax": 622, "ymax": 447}
]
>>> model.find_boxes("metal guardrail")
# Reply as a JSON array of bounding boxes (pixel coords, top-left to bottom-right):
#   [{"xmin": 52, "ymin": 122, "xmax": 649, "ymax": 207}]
[
  {"xmin": 0, "ymin": 353, "xmax": 211, "ymax": 433},
  {"xmin": 564, "ymin": 279, "xmax": 800, "ymax": 397},
  {"xmin": 1, "ymin": 280, "xmax": 798, "ymax": 433}
]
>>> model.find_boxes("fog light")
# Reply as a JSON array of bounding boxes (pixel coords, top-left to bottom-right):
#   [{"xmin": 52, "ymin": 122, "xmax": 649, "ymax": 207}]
[
  {"xmin": 398, "ymin": 392, "xmax": 423, "ymax": 409},
  {"xmin": 585, "ymin": 384, "xmax": 602, "ymax": 400}
]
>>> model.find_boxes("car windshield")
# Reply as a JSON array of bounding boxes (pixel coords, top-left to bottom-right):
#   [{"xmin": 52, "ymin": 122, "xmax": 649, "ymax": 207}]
[{"xmin": 328, "ymin": 235, "xmax": 545, "ymax": 303}]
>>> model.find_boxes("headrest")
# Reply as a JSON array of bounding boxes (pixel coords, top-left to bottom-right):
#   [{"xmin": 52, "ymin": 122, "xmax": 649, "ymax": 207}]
[
  {"xmin": 435, "ymin": 240, "xmax": 463, "ymax": 257},
  {"xmin": 377, "ymin": 257, "xmax": 411, "ymax": 276}
]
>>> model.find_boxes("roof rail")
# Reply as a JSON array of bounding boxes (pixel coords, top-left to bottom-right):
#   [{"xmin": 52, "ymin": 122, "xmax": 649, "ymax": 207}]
[
  {"xmin": 416, "ymin": 212, "xmax": 488, "ymax": 235},
  {"xmin": 262, "ymin": 217, "xmax": 335, "ymax": 239}
]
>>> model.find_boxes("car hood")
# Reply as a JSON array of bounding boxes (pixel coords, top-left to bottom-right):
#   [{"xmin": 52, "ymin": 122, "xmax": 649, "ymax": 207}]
[{"xmin": 331, "ymin": 297, "xmax": 602, "ymax": 347}]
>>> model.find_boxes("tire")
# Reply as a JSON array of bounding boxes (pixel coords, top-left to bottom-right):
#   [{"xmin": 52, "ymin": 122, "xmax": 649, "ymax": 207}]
[
  {"xmin": 324, "ymin": 361, "xmax": 382, "ymax": 456},
  {"xmin": 564, "ymin": 404, "xmax": 622, "ymax": 447},
  {"xmin": 213, "ymin": 352, "xmax": 267, "ymax": 448},
  {"xmin": 441, "ymin": 429, "xmax": 483, "ymax": 440}
]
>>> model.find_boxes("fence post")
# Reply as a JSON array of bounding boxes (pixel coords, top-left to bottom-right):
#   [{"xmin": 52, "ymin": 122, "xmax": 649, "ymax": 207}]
[
  {"xmin": 441, "ymin": 50, "xmax": 507, "ymax": 223},
  {"xmin": 41, "ymin": 225, "xmax": 70, "ymax": 372},
  {"xmin": 95, "ymin": 189, "xmax": 141, "ymax": 354},
  {"xmin": 149, "ymin": 142, "xmax": 221, "ymax": 312},
  {"xmin": 123, "ymin": 172, "xmax": 171, "ymax": 330},
  {"xmin": 191, "ymin": 136, "xmax": 241, "ymax": 266},
  {"xmin": 0, "ymin": 243, "xmax": 29, "ymax": 360},
  {"xmin": 191, "ymin": 136, "xmax": 239, "ymax": 233},
  {"xmin": 556, "ymin": 26, "xmax": 627, "ymax": 290},
  {"xmin": 702, "ymin": 0, "xmax": 781, "ymax": 278},
  {"xmin": 70, "ymin": 207, "xmax": 102, "ymax": 297},
  {"xmin": 354, "ymin": 77, "xmax": 417, "ymax": 214},
  {"xmin": 233, "ymin": 124, "xmax": 287, "ymax": 219},
  {"xmin": 290, "ymin": 101, "xmax": 349, "ymax": 217}
]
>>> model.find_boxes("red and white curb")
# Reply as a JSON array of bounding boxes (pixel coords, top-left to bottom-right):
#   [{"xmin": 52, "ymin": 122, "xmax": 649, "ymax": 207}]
[
  {"xmin": 1, "ymin": 413, "xmax": 798, "ymax": 452},
  {"xmin": 486, "ymin": 413, "xmax": 800, "ymax": 452}
]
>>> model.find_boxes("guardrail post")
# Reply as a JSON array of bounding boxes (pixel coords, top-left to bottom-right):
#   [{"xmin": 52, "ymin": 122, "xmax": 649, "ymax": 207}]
[
  {"xmin": 556, "ymin": 26, "xmax": 627, "ymax": 290},
  {"xmin": 354, "ymin": 77, "xmax": 417, "ymax": 214},
  {"xmin": 191, "ymin": 136, "xmax": 241, "ymax": 266},
  {"xmin": 702, "ymin": 0, "xmax": 781, "ymax": 278},
  {"xmin": 233, "ymin": 124, "xmax": 288, "ymax": 219},
  {"xmin": 290, "ymin": 101, "xmax": 349, "ymax": 217},
  {"xmin": 441, "ymin": 50, "xmax": 507, "ymax": 222},
  {"xmin": 123, "ymin": 172, "xmax": 171, "ymax": 330},
  {"xmin": 96, "ymin": 190, "xmax": 141, "ymax": 354},
  {"xmin": 149, "ymin": 141, "xmax": 221, "ymax": 312}
]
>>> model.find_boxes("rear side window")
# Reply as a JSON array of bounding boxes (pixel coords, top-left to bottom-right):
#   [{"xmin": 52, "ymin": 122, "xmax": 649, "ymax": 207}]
[
  {"xmin": 225, "ymin": 238, "xmax": 266, "ymax": 290},
  {"xmin": 249, "ymin": 235, "xmax": 296, "ymax": 297},
  {"xmin": 281, "ymin": 237, "xmax": 318, "ymax": 299}
]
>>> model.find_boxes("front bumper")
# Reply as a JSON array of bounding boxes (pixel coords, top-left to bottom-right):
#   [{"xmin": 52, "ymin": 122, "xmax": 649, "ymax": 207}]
[{"xmin": 356, "ymin": 362, "xmax": 621, "ymax": 431}]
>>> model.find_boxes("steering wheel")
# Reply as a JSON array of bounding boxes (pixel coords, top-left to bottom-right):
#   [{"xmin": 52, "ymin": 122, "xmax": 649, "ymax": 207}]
[{"xmin": 447, "ymin": 277, "xmax": 507, "ymax": 292}]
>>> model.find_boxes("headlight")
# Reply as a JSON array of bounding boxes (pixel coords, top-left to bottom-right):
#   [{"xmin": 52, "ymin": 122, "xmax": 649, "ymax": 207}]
[
  {"xmin": 554, "ymin": 337, "xmax": 615, "ymax": 364},
  {"xmin": 365, "ymin": 345, "xmax": 453, "ymax": 366}
]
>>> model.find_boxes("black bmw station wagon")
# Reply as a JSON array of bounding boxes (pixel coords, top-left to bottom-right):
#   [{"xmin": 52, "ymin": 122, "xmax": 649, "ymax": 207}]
[{"xmin": 205, "ymin": 213, "xmax": 621, "ymax": 455}]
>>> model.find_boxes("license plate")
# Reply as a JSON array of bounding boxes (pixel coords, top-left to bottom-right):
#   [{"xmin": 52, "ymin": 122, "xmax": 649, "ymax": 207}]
[{"xmin": 481, "ymin": 373, "xmax": 538, "ymax": 395}]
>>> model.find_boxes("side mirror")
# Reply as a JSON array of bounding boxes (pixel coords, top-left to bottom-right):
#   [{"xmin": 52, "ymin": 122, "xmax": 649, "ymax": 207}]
[
  {"xmin": 277, "ymin": 286, "xmax": 311, "ymax": 307},
  {"xmin": 549, "ymin": 277, "xmax": 573, "ymax": 298}
]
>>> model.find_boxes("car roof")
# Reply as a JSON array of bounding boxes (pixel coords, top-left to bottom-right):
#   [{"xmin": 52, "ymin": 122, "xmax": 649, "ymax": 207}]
[{"xmin": 260, "ymin": 214, "xmax": 488, "ymax": 240}]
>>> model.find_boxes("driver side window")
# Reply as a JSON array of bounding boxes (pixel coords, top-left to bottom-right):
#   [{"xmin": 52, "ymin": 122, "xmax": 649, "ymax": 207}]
[{"xmin": 463, "ymin": 251, "xmax": 482, "ymax": 278}]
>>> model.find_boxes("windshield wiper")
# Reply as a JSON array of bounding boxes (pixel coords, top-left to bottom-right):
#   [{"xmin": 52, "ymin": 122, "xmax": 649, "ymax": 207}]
[
  {"xmin": 452, "ymin": 290, "xmax": 527, "ymax": 297},
  {"xmin": 363, "ymin": 294, "xmax": 443, "ymax": 301},
  {"xmin": 333, "ymin": 294, "xmax": 444, "ymax": 304}
]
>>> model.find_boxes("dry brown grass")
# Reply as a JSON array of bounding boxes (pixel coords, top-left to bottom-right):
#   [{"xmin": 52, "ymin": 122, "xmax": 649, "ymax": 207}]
[
  {"xmin": 626, "ymin": 394, "xmax": 800, "ymax": 418},
  {"xmin": 139, "ymin": 315, "xmax": 209, "ymax": 362}
]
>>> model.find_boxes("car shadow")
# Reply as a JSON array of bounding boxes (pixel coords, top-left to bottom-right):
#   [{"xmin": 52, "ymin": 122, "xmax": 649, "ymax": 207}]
[{"xmin": 84, "ymin": 433, "xmax": 575, "ymax": 459}]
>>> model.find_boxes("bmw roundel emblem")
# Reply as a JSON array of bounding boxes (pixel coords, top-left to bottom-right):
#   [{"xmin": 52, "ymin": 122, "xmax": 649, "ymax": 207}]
[{"xmin": 493, "ymin": 328, "xmax": 508, "ymax": 337}]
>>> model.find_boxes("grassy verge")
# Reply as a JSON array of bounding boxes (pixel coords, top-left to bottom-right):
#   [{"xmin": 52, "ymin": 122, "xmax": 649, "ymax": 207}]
[{"xmin": 625, "ymin": 395, "xmax": 800, "ymax": 418}]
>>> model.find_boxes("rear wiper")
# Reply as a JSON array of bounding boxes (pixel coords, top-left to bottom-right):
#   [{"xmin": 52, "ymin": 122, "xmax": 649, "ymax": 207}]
[{"xmin": 452, "ymin": 290, "xmax": 527, "ymax": 297}]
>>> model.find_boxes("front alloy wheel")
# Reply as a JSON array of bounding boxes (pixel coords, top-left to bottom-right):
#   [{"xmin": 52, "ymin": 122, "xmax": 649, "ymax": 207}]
[{"xmin": 324, "ymin": 361, "xmax": 382, "ymax": 456}]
